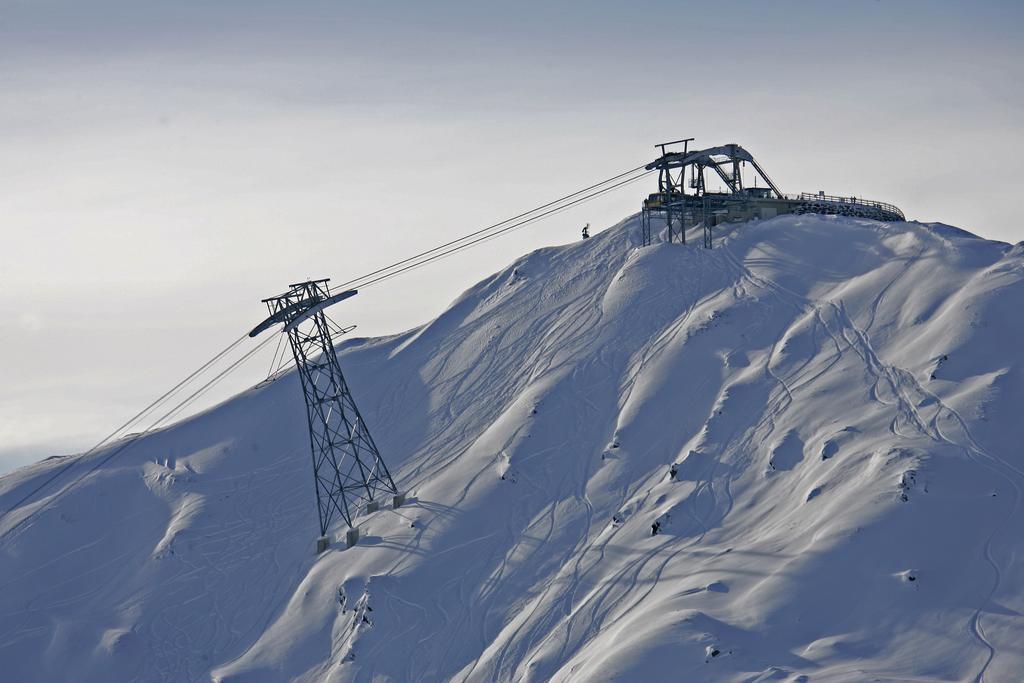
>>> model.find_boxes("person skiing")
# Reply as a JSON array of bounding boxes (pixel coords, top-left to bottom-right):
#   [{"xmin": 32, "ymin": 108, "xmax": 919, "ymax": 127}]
[{"xmin": 582, "ymin": 223, "xmax": 590, "ymax": 239}]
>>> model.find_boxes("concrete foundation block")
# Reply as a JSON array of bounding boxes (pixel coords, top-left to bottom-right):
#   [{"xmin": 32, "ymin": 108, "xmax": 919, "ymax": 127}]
[
  {"xmin": 365, "ymin": 500, "xmax": 380, "ymax": 514},
  {"xmin": 392, "ymin": 493, "xmax": 406, "ymax": 509},
  {"xmin": 346, "ymin": 527, "xmax": 360, "ymax": 549},
  {"xmin": 315, "ymin": 536, "xmax": 330, "ymax": 554}
]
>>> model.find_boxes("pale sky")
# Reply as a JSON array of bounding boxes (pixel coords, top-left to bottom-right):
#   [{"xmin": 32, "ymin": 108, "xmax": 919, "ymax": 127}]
[{"xmin": 1, "ymin": 0, "xmax": 1022, "ymax": 474}]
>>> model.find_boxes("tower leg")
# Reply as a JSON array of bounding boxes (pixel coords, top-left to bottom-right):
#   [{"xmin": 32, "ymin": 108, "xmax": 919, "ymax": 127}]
[{"xmin": 703, "ymin": 197, "xmax": 712, "ymax": 249}]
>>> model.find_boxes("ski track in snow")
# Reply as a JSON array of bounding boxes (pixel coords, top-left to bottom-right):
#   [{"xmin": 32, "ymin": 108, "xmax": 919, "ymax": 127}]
[{"xmin": 723, "ymin": 227, "xmax": 1024, "ymax": 682}]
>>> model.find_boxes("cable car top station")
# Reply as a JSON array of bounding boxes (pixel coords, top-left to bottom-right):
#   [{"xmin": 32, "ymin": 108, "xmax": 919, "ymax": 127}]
[{"xmin": 641, "ymin": 138, "xmax": 904, "ymax": 248}]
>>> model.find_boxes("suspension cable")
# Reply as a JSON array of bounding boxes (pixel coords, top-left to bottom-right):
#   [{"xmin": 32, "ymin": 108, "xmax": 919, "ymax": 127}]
[
  {"xmin": 266, "ymin": 332, "xmax": 286, "ymax": 378},
  {"xmin": 333, "ymin": 163, "xmax": 651, "ymax": 292},
  {"xmin": 0, "ymin": 334, "xmax": 275, "ymax": 538},
  {"xmin": 348, "ymin": 169, "xmax": 654, "ymax": 291}
]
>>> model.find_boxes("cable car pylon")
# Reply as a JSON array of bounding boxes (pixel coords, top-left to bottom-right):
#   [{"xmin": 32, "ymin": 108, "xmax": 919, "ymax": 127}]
[{"xmin": 250, "ymin": 278, "xmax": 402, "ymax": 553}]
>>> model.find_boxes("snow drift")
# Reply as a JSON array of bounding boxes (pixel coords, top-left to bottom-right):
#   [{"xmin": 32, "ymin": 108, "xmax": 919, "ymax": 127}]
[{"xmin": 2, "ymin": 214, "xmax": 1023, "ymax": 682}]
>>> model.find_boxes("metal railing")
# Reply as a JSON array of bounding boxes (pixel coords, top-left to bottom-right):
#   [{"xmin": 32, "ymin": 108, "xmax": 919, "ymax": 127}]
[
  {"xmin": 644, "ymin": 190, "xmax": 905, "ymax": 221},
  {"xmin": 788, "ymin": 192, "xmax": 904, "ymax": 221}
]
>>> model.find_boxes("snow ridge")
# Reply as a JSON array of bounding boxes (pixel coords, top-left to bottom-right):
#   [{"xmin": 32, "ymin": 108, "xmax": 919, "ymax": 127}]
[{"xmin": 1, "ymin": 214, "xmax": 1022, "ymax": 682}]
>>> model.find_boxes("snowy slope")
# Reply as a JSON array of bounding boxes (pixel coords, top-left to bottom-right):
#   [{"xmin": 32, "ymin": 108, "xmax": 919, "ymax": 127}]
[{"xmin": 2, "ymin": 214, "xmax": 1023, "ymax": 682}]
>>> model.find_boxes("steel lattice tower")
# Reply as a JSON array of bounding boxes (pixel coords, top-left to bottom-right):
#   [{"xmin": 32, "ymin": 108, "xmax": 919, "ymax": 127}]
[{"xmin": 250, "ymin": 279, "xmax": 399, "ymax": 539}]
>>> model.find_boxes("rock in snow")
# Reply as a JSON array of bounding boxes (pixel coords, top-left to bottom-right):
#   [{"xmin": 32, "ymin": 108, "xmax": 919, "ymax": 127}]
[{"xmin": 1, "ymin": 214, "xmax": 1023, "ymax": 682}]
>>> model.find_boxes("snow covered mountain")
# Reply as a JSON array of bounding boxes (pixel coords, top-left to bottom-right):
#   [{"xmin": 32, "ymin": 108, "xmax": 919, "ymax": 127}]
[{"xmin": 2, "ymin": 214, "xmax": 1023, "ymax": 682}]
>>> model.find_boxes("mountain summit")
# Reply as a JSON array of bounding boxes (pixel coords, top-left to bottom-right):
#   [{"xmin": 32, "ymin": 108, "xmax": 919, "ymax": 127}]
[{"xmin": 2, "ymin": 215, "xmax": 1023, "ymax": 682}]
